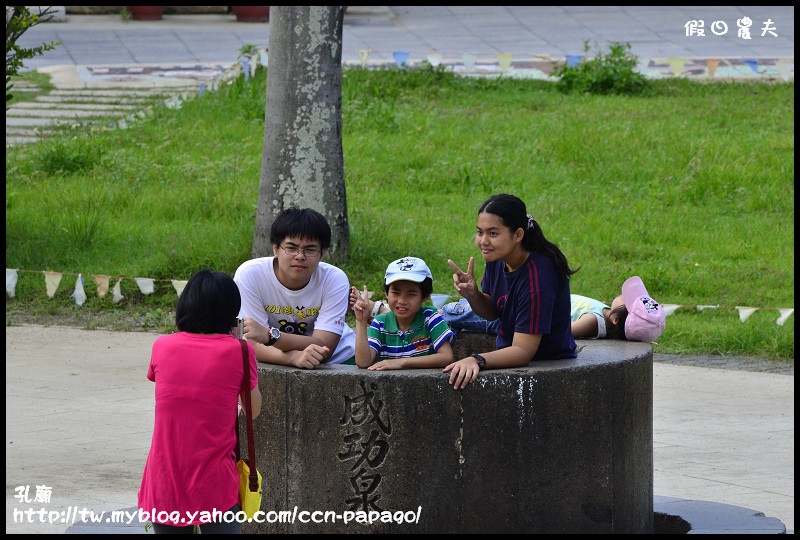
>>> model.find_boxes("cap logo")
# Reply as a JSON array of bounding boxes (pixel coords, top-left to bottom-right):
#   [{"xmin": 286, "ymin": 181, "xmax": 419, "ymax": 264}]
[
  {"xmin": 640, "ymin": 297, "xmax": 660, "ymax": 313},
  {"xmin": 397, "ymin": 258, "xmax": 415, "ymax": 271}
]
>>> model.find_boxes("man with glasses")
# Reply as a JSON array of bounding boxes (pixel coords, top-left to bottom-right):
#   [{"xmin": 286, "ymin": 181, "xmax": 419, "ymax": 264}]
[{"xmin": 233, "ymin": 208, "xmax": 356, "ymax": 367}]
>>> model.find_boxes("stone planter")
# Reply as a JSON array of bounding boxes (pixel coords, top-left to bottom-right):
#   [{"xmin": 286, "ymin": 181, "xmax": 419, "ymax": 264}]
[
  {"xmin": 125, "ymin": 6, "xmax": 164, "ymax": 20},
  {"xmin": 232, "ymin": 6, "xmax": 270, "ymax": 22}
]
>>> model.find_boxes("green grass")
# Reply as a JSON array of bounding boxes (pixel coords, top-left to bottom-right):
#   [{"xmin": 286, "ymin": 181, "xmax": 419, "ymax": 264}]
[
  {"xmin": 5, "ymin": 65, "xmax": 794, "ymax": 361},
  {"xmin": 7, "ymin": 70, "xmax": 56, "ymax": 105}
]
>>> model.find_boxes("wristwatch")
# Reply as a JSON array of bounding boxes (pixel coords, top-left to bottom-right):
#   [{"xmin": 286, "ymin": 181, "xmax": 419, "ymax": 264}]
[
  {"xmin": 265, "ymin": 326, "xmax": 281, "ymax": 346},
  {"xmin": 471, "ymin": 353, "xmax": 487, "ymax": 370}
]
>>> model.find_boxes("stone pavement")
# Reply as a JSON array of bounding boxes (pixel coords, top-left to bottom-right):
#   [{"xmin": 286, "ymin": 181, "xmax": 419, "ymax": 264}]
[{"xmin": 4, "ymin": 325, "xmax": 794, "ymax": 534}]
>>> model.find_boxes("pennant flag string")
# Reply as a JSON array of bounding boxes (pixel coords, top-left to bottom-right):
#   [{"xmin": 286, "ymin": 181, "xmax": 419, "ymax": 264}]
[
  {"xmin": 337, "ymin": 48, "xmax": 791, "ymax": 82},
  {"xmin": 5, "ymin": 269, "xmax": 794, "ymax": 327}
]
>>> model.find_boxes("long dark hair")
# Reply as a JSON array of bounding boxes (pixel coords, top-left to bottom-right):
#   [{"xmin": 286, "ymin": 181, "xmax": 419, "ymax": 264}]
[
  {"xmin": 479, "ymin": 194, "xmax": 579, "ymax": 283},
  {"xmin": 606, "ymin": 305, "xmax": 629, "ymax": 339}
]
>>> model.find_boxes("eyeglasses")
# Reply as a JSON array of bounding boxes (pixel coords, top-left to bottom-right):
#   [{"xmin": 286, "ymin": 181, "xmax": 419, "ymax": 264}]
[{"xmin": 279, "ymin": 245, "xmax": 321, "ymax": 258}]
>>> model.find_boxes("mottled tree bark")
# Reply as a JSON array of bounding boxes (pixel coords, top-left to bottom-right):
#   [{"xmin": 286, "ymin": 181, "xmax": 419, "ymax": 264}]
[{"xmin": 253, "ymin": 5, "xmax": 349, "ymax": 262}]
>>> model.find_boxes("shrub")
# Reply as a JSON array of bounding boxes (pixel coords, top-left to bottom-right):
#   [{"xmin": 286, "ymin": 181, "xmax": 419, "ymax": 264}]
[
  {"xmin": 552, "ymin": 40, "xmax": 650, "ymax": 95},
  {"xmin": 5, "ymin": 6, "xmax": 60, "ymax": 107}
]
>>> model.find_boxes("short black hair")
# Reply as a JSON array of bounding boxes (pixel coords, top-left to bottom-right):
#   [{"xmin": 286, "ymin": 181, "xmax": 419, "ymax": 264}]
[
  {"xmin": 383, "ymin": 277, "xmax": 433, "ymax": 299},
  {"xmin": 175, "ymin": 269, "xmax": 241, "ymax": 334},
  {"xmin": 270, "ymin": 207, "xmax": 331, "ymax": 250}
]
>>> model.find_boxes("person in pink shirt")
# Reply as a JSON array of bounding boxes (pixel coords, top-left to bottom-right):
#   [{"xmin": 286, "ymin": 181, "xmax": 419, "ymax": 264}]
[{"xmin": 138, "ymin": 269, "xmax": 262, "ymax": 533}]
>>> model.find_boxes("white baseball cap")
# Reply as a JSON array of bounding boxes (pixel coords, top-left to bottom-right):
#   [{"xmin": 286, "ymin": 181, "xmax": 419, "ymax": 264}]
[
  {"xmin": 621, "ymin": 276, "xmax": 666, "ymax": 343},
  {"xmin": 385, "ymin": 257, "xmax": 432, "ymax": 285}
]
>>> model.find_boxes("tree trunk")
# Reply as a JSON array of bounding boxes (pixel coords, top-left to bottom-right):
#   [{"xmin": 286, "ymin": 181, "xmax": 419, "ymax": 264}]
[{"xmin": 253, "ymin": 5, "xmax": 349, "ymax": 263}]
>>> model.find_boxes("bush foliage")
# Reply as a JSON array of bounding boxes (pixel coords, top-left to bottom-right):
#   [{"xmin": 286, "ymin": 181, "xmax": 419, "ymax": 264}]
[{"xmin": 551, "ymin": 40, "xmax": 650, "ymax": 95}]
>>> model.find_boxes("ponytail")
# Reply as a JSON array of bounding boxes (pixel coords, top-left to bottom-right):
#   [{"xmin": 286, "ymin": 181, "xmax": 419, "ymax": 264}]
[{"xmin": 479, "ymin": 194, "xmax": 579, "ymax": 284}]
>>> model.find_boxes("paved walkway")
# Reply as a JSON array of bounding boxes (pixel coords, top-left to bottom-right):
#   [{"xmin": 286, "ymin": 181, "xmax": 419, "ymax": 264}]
[
  {"xmin": 4, "ymin": 326, "xmax": 794, "ymax": 533},
  {"xmin": 16, "ymin": 6, "xmax": 796, "ymax": 70}
]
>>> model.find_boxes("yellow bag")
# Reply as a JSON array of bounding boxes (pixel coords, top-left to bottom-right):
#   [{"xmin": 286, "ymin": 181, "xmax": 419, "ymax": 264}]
[
  {"xmin": 237, "ymin": 458, "xmax": 262, "ymax": 519},
  {"xmin": 236, "ymin": 339, "xmax": 262, "ymax": 520}
]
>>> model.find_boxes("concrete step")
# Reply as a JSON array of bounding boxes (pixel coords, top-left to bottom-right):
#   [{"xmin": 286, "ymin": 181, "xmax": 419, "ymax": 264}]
[
  {"xmin": 49, "ymin": 88, "xmax": 192, "ymax": 98},
  {"xmin": 6, "ymin": 107, "xmax": 132, "ymax": 119},
  {"xmin": 32, "ymin": 95, "xmax": 162, "ymax": 104},
  {"xmin": 9, "ymin": 102, "xmax": 142, "ymax": 112},
  {"xmin": 6, "ymin": 83, "xmax": 194, "ymax": 146}
]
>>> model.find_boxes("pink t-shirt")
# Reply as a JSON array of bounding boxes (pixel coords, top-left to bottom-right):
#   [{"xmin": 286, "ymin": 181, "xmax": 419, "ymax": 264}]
[{"xmin": 138, "ymin": 332, "xmax": 258, "ymax": 524}]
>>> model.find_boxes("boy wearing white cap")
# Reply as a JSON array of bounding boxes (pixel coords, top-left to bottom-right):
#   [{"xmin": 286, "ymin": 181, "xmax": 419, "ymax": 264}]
[{"xmin": 352, "ymin": 257, "xmax": 455, "ymax": 370}]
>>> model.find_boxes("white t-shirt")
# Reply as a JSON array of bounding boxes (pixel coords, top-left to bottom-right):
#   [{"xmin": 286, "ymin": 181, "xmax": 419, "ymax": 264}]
[{"xmin": 233, "ymin": 257, "xmax": 355, "ymax": 364}]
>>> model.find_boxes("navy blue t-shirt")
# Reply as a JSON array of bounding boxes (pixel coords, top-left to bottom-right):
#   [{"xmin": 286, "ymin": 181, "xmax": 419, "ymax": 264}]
[{"xmin": 481, "ymin": 251, "xmax": 576, "ymax": 360}]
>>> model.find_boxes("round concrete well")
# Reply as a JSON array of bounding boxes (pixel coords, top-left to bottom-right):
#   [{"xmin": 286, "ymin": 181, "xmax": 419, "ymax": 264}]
[{"xmin": 244, "ymin": 337, "xmax": 653, "ymax": 533}]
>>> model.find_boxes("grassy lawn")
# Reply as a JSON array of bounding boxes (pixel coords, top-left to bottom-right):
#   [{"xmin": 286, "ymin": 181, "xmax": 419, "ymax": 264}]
[{"xmin": 5, "ymin": 66, "xmax": 794, "ymax": 360}]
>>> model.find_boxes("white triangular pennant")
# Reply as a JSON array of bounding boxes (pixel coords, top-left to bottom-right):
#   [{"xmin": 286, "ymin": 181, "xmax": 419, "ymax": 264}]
[
  {"xmin": 776, "ymin": 308, "xmax": 794, "ymax": 326},
  {"xmin": 776, "ymin": 58, "xmax": 793, "ymax": 82},
  {"xmin": 44, "ymin": 271, "xmax": 63, "ymax": 298},
  {"xmin": 662, "ymin": 304, "xmax": 681, "ymax": 316},
  {"xmin": 427, "ymin": 52, "xmax": 442, "ymax": 67},
  {"xmin": 696, "ymin": 304, "xmax": 719, "ymax": 311},
  {"xmin": 357, "ymin": 49, "xmax": 370, "ymax": 67},
  {"xmin": 171, "ymin": 279, "xmax": 188, "ymax": 297},
  {"xmin": 135, "ymin": 277, "xmax": 155, "ymax": 295},
  {"xmin": 6, "ymin": 268, "xmax": 18, "ymax": 298},
  {"xmin": 462, "ymin": 53, "xmax": 477, "ymax": 72},
  {"xmin": 735, "ymin": 306, "xmax": 758, "ymax": 322},
  {"xmin": 112, "ymin": 279, "xmax": 125, "ymax": 304},
  {"xmin": 72, "ymin": 274, "xmax": 87, "ymax": 306}
]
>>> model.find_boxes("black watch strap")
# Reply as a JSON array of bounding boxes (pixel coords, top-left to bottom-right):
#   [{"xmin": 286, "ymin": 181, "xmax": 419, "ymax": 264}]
[
  {"xmin": 266, "ymin": 327, "xmax": 280, "ymax": 346},
  {"xmin": 471, "ymin": 353, "xmax": 487, "ymax": 370}
]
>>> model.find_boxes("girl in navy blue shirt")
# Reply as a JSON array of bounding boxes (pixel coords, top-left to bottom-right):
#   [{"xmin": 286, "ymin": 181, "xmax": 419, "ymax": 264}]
[{"xmin": 444, "ymin": 194, "xmax": 578, "ymax": 390}]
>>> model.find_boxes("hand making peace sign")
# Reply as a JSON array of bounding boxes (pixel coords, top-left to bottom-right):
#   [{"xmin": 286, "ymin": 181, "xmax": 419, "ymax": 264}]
[{"xmin": 447, "ymin": 256, "xmax": 479, "ymax": 299}]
